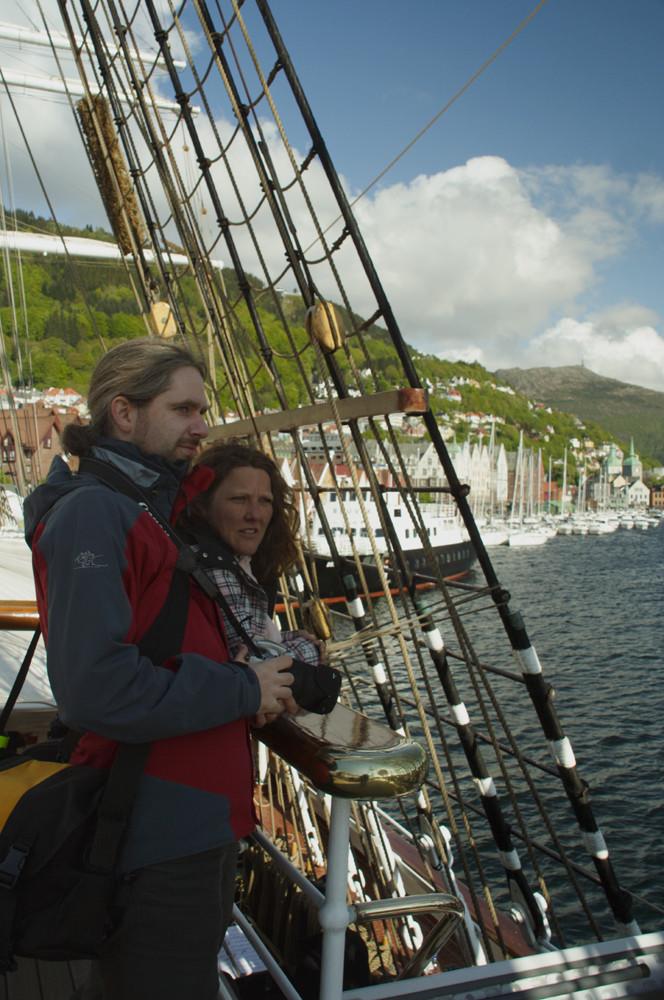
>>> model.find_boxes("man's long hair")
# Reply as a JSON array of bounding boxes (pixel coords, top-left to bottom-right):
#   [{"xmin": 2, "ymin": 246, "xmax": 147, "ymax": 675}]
[
  {"xmin": 179, "ymin": 442, "xmax": 300, "ymax": 582},
  {"xmin": 62, "ymin": 338, "xmax": 207, "ymax": 456}
]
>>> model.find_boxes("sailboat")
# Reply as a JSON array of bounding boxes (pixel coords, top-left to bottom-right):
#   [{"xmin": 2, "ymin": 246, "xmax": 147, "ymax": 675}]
[
  {"xmin": 506, "ymin": 434, "xmax": 547, "ymax": 547},
  {"xmin": 0, "ymin": 3, "xmax": 663, "ymax": 998}
]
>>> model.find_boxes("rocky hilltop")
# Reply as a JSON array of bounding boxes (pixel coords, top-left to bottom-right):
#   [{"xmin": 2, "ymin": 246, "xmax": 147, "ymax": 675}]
[{"xmin": 494, "ymin": 365, "xmax": 664, "ymax": 465}]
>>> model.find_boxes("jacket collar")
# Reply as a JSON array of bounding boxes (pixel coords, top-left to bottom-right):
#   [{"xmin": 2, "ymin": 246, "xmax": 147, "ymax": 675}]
[
  {"xmin": 91, "ymin": 438, "xmax": 214, "ymax": 519},
  {"xmin": 91, "ymin": 438, "xmax": 186, "ymax": 488},
  {"xmin": 189, "ymin": 531, "xmax": 238, "ymax": 571}
]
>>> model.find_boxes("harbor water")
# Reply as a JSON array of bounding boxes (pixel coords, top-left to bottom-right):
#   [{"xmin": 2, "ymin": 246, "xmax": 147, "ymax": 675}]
[
  {"xmin": 466, "ymin": 525, "xmax": 664, "ymax": 931},
  {"xmin": 325, "ymin": 518, "xmax": 664, "ymax": 940},
  {"xmin": 1, "ymin": 523, "xmax": 662, "ymax": 936}
]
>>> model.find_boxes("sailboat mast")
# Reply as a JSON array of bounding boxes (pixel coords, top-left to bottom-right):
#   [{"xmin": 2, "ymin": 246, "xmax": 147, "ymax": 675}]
[{"xmin": 0, "ymin": 330, "xmax": 28, "ymax": 495}]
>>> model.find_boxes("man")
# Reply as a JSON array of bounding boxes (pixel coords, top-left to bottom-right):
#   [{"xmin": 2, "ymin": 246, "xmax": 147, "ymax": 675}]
[{"xmin": 24, "ymin": 338, "xmax": 295, "ymax": 1000}]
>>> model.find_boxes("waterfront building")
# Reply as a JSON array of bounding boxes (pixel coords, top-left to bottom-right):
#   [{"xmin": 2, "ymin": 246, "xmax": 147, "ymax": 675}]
[
  {"xmin": 0, "ymin": 405, "xmax": 83, "ymax": 487},
  {"xmin": 622, "ymin": 438, "xmax": 643, "ymax": 481},
  {"xmin": 650, "ymin": 484, "xmax": 664, "ymax": 511},
  {"xmin": 604, "ymin": 443, "xmax": 623, "ymax": 477},
  {"xmin": 627, "ymin": 479, "xmax": 651, "ymax": 507},
  {"xmin": 589, "ymin": 440, "xmax": 649, "ymax": 510}
]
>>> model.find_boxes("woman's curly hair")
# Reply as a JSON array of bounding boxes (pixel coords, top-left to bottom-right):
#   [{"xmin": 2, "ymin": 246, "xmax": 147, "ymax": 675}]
[{"xmin": 178, "ymin": 442, "xmax": 300, "ymax": 582}]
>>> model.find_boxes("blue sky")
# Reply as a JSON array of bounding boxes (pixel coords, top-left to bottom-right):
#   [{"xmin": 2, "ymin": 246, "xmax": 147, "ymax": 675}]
[
  {"xmin": 2, "ymin": 0, "xmax": 663, "ymax": 390},
  {"xmin": 278, "ymin": 1, "xmax": 663, "ymax": 184},
  {"xmin": 269, "ymin": 1, "xmax": 664, "ymax": 389}
]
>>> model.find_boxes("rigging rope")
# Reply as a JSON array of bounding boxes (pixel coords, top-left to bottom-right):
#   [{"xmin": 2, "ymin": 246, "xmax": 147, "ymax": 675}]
[{"xmin": 25, "ymin": 0, "xmax": 648, "ymax": 955}]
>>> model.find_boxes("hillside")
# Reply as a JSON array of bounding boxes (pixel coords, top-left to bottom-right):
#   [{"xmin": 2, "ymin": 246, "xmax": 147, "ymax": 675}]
[
  {"xmin": 1, "ymin": 211, "xmax": 659, "ymax": 480},
  {"xmin": 494, "ymin": 366, "xmax": 664, "ymax": 465}
]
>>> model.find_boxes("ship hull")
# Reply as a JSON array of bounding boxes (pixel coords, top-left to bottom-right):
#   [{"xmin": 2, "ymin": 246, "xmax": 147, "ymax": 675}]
[{"xmin": 311, "ymin": 538, "xmax": 477, "ymax": 597}]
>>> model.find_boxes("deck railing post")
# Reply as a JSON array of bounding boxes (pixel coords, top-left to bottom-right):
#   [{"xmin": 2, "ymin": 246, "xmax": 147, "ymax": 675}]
[{"xmin": 318, "ymin": 796, "xmax": 353, "ymax": 1000}]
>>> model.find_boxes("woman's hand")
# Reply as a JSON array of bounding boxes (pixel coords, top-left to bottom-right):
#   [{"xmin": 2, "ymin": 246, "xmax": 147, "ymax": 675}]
[{"xmin": 297, "ymin": 630, "xmax": 327, "ymax": 662}]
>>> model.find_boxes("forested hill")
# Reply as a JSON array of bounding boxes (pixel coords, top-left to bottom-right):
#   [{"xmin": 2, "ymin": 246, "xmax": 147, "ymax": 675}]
[
  {"xmin": 1, "ymin": 210, "xmax": 661, "ymax": 472},
  {"xmin": 496, "ymin": 366, "xmax": 664, "ymax": 467}
]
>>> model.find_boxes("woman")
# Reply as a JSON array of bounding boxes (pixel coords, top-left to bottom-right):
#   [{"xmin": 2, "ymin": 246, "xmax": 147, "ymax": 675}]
[{"xmin": 177, "ymin": 442, "xmax": 340, "ymax": 716}]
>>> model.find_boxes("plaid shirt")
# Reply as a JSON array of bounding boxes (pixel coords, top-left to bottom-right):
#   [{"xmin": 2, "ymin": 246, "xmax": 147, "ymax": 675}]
[{"xmin": 194, "ymin": 535, "xmax": 320, "ymax": 666}]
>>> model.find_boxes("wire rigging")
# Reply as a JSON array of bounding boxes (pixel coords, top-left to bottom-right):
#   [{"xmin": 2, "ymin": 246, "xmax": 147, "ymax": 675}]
[{"xmin": 305, "ymin": 0, "xmax": 551, "ymax": 251}]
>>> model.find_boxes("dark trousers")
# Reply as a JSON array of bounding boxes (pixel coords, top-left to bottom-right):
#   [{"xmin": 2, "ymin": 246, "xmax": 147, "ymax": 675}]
[{"xmin": 72, "ymin": 842, "xmax": 240, "ymax": 1000}]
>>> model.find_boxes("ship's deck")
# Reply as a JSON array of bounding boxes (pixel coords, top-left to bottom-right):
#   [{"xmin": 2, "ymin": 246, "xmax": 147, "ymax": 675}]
[
  {"xmin": 4, "ymin": 933, "xmax": 664, "ymax": 1000},
  {"xmin": 0, "ymin": 957, "xmax": 88, "ymax": 999}
]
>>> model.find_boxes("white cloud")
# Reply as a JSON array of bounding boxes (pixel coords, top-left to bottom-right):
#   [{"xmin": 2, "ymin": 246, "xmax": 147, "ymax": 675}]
[
  {"xmin": 339, "ymin": 157, "xmax": 664, "ymax": 390},
  {"xmin": 631, "ymin": 173, "xmax": 664, "ymax": 224},
  {"xmin": 347, "ymin": 157, "xmax": 604, "ymax": 346},
  {"xmin": 2, "ymin": 3, "xmax": 663, "ymax": 393},
  {"xmin": 522, "ymin": 308, "xmax": 664, "ymax": 392},
  {"xmin": 522, "ymin": 162, "xmax": 664, "ymax": 228}
]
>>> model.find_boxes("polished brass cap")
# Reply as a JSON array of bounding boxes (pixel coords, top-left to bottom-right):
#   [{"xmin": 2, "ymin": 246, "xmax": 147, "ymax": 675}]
[{"xmin": 257, "ymin": 703, "xmax": 429, "ymax": 799}]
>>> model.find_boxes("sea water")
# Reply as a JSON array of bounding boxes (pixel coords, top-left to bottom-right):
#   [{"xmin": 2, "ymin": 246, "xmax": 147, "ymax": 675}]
[
  {"xmin": 465, "ymin": 526, "xmax": 664, "ymax": 933},
  {"xmin": 332, "ymin": 522, "xmax": 664, "ymax": 938}
]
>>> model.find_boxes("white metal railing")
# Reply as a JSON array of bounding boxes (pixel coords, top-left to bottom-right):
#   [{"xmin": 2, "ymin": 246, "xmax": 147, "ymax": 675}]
[{"xmin": 241, "ymin": 704, "xmax": 465, "ymax": 999}]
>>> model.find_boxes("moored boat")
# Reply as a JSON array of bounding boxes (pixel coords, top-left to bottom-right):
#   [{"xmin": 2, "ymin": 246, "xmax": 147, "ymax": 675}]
[
  {"xmin": 307, "ymin": 494, "xmax": 477, "ymax": 595},
  {"xmin": 506, "ymin": 527, "xmax": 548, "ymax": 547}
]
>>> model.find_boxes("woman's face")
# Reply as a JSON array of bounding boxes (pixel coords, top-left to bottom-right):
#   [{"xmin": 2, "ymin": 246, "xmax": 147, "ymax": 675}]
[{"xmin": 207, "ymin": 465, "xmax": 274, "ymax": 558}]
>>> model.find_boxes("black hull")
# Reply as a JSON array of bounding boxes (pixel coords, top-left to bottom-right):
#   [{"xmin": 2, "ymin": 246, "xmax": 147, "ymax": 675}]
[{"xmin": 312, "ymin": 539, "xmax": 477, "ymax": 598}]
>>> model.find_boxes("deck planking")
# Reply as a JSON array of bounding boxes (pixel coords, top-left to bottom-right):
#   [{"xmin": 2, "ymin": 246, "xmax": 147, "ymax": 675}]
[{"xmin": 0, "ymin": 958, "xmax": 90, "ymax": 999}]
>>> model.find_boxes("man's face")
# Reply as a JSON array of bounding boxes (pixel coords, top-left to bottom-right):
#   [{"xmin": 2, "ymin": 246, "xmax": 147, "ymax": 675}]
[{"xmin": 128, "ymin": 366, "xmax": 209, "ymax": 463}]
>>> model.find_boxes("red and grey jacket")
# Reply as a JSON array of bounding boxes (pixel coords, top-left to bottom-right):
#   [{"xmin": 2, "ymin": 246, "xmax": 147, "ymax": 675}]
[{"xmin": 24, "ymin": 440, "xmax": 261, "ymax": 873}]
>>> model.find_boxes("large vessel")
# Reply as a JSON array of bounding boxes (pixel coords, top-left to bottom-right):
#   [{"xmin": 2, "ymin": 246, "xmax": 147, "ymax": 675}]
[
  {"xmin": 307, "ymin": 489, "xmax": 477, "ymax": 596},
  {"xmin": 0, "ymin": 3, "xmax": 662, "ymax": 998}
]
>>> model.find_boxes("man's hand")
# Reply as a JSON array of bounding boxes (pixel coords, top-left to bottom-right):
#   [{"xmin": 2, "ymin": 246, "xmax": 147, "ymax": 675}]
[
  {"xmin": 231, "ymin": 646, "xmax": 300, "ymax": 726},
  {"xmin": 247, "ymin": 653, "xmax": 295, "ymax": 717}
]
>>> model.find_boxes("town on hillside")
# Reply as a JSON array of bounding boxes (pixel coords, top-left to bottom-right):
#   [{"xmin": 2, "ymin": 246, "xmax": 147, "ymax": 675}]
[{"xmin": 2, "ymin": 381, "xmax": 662, "ymax": 519}]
